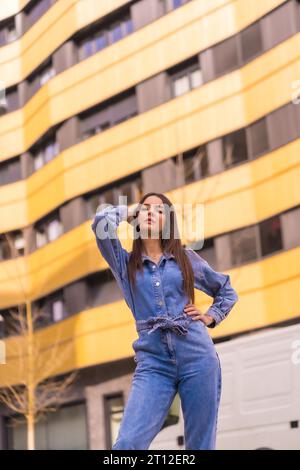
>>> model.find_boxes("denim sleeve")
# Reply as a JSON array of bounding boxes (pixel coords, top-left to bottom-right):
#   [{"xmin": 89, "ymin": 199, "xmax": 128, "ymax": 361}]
[
  {"xmin": 90, "ymin": 204, "xmax": 129, "ymax": 286},
  {"xmin": 186, "ymin": 249, "xmax": 239, "ymax": 328}
]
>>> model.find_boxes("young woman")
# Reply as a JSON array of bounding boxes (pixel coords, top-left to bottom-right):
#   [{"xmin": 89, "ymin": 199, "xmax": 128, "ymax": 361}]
[{"xmin": 91, "ymin": 191, "xmax": 239, "ymax": 450}]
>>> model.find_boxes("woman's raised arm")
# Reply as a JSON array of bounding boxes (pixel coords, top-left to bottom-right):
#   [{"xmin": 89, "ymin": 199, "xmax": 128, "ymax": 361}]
[{"xmin": 91, "ymin": 204, "xmax": 130, "ymax": 285}]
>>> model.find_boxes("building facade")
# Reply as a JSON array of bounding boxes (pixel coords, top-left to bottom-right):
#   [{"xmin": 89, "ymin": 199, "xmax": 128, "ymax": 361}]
[{"xmin": 0, "ymin": 0, "xmax": 300, "ymax": 449}]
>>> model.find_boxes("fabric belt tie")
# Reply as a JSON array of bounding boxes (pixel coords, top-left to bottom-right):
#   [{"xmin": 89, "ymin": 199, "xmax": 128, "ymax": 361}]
[{"xmin": 136, "ymin": 313, "xmax": 191, "ymax": 336}]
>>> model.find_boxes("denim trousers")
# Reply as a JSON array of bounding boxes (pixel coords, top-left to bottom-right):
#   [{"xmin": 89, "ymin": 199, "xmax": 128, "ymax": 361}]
[{"xmin": 112, "ymin": 312, "xmax": 222, "ymax": 450}]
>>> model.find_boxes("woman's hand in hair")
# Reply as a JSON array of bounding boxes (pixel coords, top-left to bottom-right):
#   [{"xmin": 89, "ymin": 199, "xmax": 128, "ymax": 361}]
[{"xmin": 183, "ymin": 303, "xmax": 215, "ymax": 326}]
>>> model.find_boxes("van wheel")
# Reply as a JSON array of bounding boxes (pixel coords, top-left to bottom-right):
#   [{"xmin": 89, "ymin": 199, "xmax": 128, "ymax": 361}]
[{"xmin": 255, "ymin": 447, "xmax": 273, "ymax": 450}]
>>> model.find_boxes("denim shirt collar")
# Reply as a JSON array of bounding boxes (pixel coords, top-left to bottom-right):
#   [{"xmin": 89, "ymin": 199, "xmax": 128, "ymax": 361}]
[{"xmin": 141, "ymin": 252, "xmax": 175, "ymax": 264}]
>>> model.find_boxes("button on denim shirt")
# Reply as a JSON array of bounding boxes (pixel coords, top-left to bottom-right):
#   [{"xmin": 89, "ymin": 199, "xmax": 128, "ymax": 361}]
[{"xmin": 91, "ymin": 205, "xmax": 239, "ymax": 331}]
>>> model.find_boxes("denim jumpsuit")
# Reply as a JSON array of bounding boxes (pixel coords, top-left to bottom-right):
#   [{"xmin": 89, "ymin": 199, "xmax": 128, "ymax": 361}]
[{"xmin": 91, "ymin": 205, "xmax": 239, "ymax": 450}]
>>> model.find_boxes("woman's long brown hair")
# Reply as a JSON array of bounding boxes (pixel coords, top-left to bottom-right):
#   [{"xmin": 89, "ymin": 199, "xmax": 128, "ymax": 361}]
[{"xmin": 127, "ymin": 192, "xmax": 195, "ymax": 304}]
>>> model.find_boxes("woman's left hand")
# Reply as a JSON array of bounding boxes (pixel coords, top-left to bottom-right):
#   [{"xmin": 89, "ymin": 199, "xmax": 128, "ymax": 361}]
[{"xmin": 183, "ymin": 303, "xmax": 214, "ymax": 326}]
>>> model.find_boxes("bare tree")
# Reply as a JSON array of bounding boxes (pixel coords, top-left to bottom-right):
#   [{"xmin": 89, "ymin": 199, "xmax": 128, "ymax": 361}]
[{"xmin": 0, "ymin": 232, "xmax": 78, "ymax": 450}]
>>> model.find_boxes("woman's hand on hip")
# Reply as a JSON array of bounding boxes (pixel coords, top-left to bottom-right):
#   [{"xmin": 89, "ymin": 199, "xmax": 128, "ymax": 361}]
[{"xmin": 183, "ymin": 303, "xmax": 214, "ymax": 326}]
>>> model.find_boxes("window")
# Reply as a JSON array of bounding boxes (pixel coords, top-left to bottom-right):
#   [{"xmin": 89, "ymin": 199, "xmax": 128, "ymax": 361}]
[
  {"xmin": 36, "ymin": 229, "xmax": 47, "ymax": 248},
  {"xmin": 52, "ymin": 299, "xmax": 64, "ymax": 322},
  {"xmin": 86, "ymin": 188, "xmax": 116, "ymax": 218},
  {"xmin": 159, "ymin": 0, "xmax": 191, "ymax": 13},
  {"xmin": 44, "ymin": 141, "xmax": 59, "ymax": 163},
  {"xmin": 47, "ymin": 219, "xmax": 63, "ymax": 241},
  {"xmin": 78, "ymin": 32, "xmax": 108, "ymax": 60},
  {"xmin": 7, "ymin": 86, "xmax": 19, "ymax": 112},
  {"xmin": 0, "ymin": 231, "xmax": 24, "ymax": 260},
  {"xmin": 80, "ymin": 38, "xmax": 94, "ymax": 59},
  {"xmin": 0, "ymin": 306, "xmax": 23, "ymax": 337},
  {"xmin": 170, "ymin": 58, "xmax": 203, "ymax": 98},
  {"xmin": 79, "ymin": 90, "xmax": 137, "ymax": 140},
  {"xmin": 124, "ymin": 18, "xmax": 133, "ymax": 35},
  {"xmin": 0, "ymin": 157, "xmax": 21, "ymax": 185},
  {"xmin": 40, "ymin": 66, "xmax": 55, "ymax": 86},
  {"xmin": 268, "ymin": 102, "xmax": 300, "ymax": 150},
  {"xmin": 7, "ymin": 402, "xmax": 88, "ymax": 450},
  {"xmin": 105, "ymin": 394, "xmax": 125, "ymax": 449},
  {"xmin": 173, "ymin": 0, "xmax": 183, "ymax": 8},
  {"xmin": 259, "ymin": 215, "xmax": 283, "ymax": 257},
  {"xmin": 213, "ymin": 36, "xmax": 239, "ymax": 76},
  {"xmin": 35, "ymin": 214, "xmax": 63, "ymax": 248},
  {"xmin": 172, "ymin": 0, "xmax": 190, "ymax": 9},
  {"xmin": 33, "ymin": 152, "xmax": 44, "ymax": 170},
  {"xmin": 33, "ymin": 139, "xmax": 59, "ymax": 171},
  {"xmin": 223, "ymin": 129, "xmax": 248, "ymax": 167},
  {"xmin": 111, "ymin": 92, "xmax": 138, "ymax": 125},
  {"xmin": 6, "ymin": 21, "xmax": 18, "ymax": 42},
  {"xmin": 110, "ymin": 23, "xmax": 122, "ymax": 43},
  {"xmin": 240, "ymin": 21, "xmax": 263, "ymax": 63},
  {"xmin": 247, "ymin": 118, "xmax": 269, "ymax": 158},
  {"xmin": 77, "ymin": 13, "xmax": 133, "ymax": 62},
  {"xmin": 173, "ymin": 75, "xmax": 190, "ymax": 96},
  {"xmin": 118, "ymin": 182, "xmax": 133, "ymax": 204},
  {"xmin": 109, "ymin": 16, "xmax": 133, "ymax": 44},
  {"xmin": 0, "ymin": 81, "xmax": 5, "ymax": 109},
  {"xmin": 14, "ymin": 234, "xmax": 25, "ymax": 254},
  {"xmin": 82, "ymin": 122, "xmax": 110, "ymax": 140},
  {"xmin": 27, "ymin": 60, "xmax": 56, "ymax": 97},
  {"xmin": 87, "ymin": 270, "xmax": 122, "ymax": 308},
  {"xmin": 33, "ymin": 291, "xmax": 65, "ymax": 328},
  {"xmin": 0, "ymin": 26, "xmax": 5, "ymax": 46},
  {"xmin": 183, "ymin": 145, "xmax": 208, "ymax": 184},
  {"xmin": 95, "ymin": 33, "xmax": 107, "ymax": 52},
  {"xmin": 261, "ymin": 0, "xmax": 298, "ymax": 51},
  {"xmin": 193, "ymin": 238, "xmax": 215, "ymax": 267},
  {"xmin": 86, "ymin": 176, "xmax": 141, "ymax": 220},
  {"xmin": 0, "ymin": 86, "xmax": 19, "ymax": 115},
  {"xmin": 280, "ymin": 205, "xmax": 300, "ymax": 250},
  {"xmin": 86, "ymin": 193, "xmax": 104, "ymax": 218},
  {"xmin": 24, "ymin": 0, "xmax": 53, "ymax": 30},
  {"xmin": 117, "ymin": 178, "xmax": 141, "ymax": 205},
  {"xmin": 230, "ymin": 226, "xmax": 258, "ymax": 266},
  {"xmin": 158, "ymin": 0, "xmax": 167, "ymax": 16},
  {"xmin": 79, "ymin": 102, "xmax": 111, "ymax": 139},
  {"xmin": 190, "ymin": 68, "xmax": 202, "ymax": 88},
  {"xmin": 0, "ymin": 236, "xmax": 10, "ymax": 261},
  {"xmin": 0, "ymin": 18, "xmax": 18, "ymax": 46}
]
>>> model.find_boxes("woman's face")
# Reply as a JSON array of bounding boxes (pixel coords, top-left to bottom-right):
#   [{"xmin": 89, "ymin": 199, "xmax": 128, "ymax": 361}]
[{"xmin": 137, "ymin": 195, "xmax": 167, "ymax": 239}]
